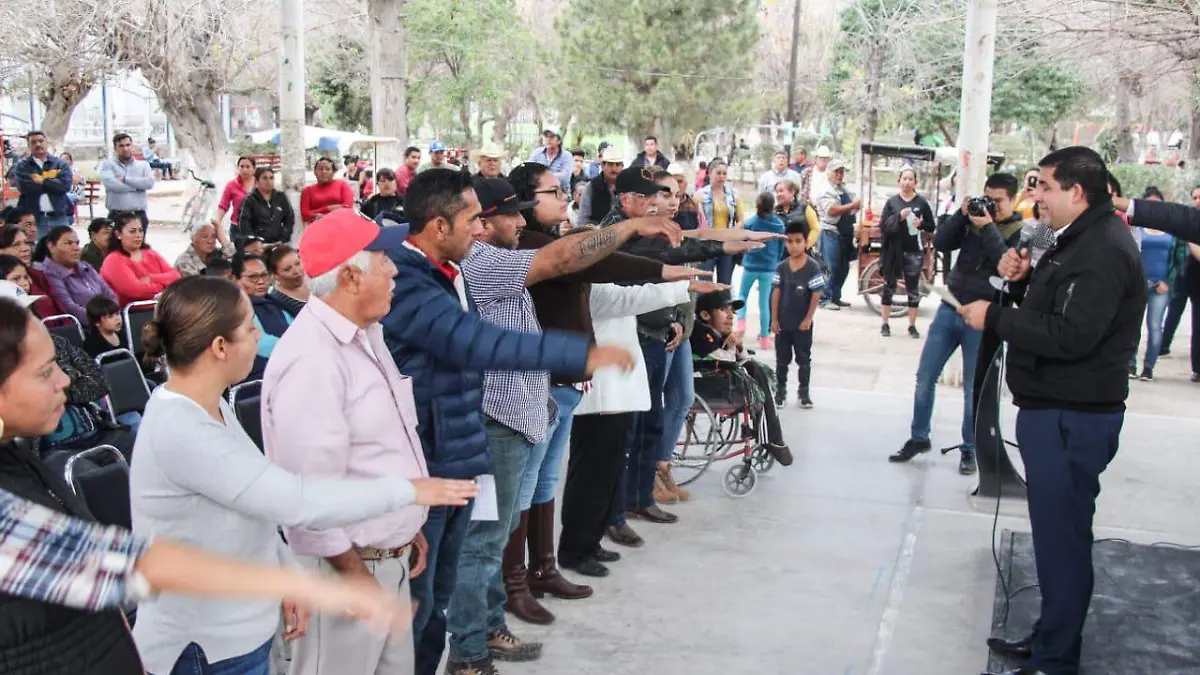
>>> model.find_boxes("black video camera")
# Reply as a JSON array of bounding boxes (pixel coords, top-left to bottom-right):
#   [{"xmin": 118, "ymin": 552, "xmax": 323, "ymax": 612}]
[{"xmin": 967, "ymin": 196, "xmax": 996, "ymax": 218}]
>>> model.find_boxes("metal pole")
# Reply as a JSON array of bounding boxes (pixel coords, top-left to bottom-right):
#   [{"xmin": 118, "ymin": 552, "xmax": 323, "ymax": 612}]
[
  {"xmin": 101, "ymin": 81, "xmax": 110, "ymax": 152},
  {"xmin": 784, "ymin": 0, "xmax": 802, "ymax": 158},
  {"xmin": 954, "ymin": 0, "xmax": 997, "ymax": 199},
  {"xmin": 280, "ymin": 0, "xmax": 306, "ymax": 242}
]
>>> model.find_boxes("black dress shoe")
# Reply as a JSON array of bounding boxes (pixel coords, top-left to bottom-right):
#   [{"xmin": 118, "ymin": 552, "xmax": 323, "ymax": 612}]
[
  {"xmin": 592, "ymin": 545, "xmax": 620, "ymax": 563},
  {"xmin": 986, "ymin": 633, "xmax": 1034, "ymax": 661},
  {"xmin": 888, "ymin": 439, "xmax": 931, "ymax": 463},
  {"xmin": 561, "ymin": 557, "xmax": 609, "ymax": 578},
  {"xmin": 626, "ymin": 505, "xmax": 678, "ymax": 524},
  {"xmin": 606, "ymin": 523, "xmax": 645, "ymax": 548}
]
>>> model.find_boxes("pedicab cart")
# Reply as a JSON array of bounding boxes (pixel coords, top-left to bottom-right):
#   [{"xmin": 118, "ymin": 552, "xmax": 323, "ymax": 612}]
[{"xmin": 855, "ymin": 142, "xmax": 1004, "ymax": 316}]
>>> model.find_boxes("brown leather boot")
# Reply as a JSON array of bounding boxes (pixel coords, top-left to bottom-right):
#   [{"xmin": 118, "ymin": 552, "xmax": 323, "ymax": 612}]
[
  {"xmin": 503, "ymin": 510, "xmax": 554, "ymax": 625},
  {"xmin": 527, "ymin": 499, "xmax": 593, "ymax": 600},
  {"xmin": 653, "ymin": 473, "xmax": 680, "ymax": 504},
  {"xmin": 659, "ymin": 466, "xmax": 690, "ymax": 502}
]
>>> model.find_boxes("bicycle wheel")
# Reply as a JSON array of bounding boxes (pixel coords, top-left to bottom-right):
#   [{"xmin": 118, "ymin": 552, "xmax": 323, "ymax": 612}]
[
  {"xmin": 859, "ymin": 260, "xmax": 906, "ymax": 317},
  {"xmin": 179, "ymin": 194, "xmax": 200, "ymax": 233}
]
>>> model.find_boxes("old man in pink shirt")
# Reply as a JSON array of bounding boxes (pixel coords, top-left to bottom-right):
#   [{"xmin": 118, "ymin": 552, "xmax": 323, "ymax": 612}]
[{"xmin": 264, "ymin": 210, "xmax": 477, "ymax": 675}]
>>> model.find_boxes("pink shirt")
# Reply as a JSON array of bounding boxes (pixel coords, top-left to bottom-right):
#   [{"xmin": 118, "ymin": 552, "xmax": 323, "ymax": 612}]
[
  {"xmin": 218, "ymin": 178, "xmax": 251, "ymax": 224},
  {"xmin": 262, "ymin": 297, "xmax": 429, "ymax": 557}
]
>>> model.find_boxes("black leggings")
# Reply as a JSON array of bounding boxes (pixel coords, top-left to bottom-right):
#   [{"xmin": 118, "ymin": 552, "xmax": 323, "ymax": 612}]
[
  {"xmin": 1189, "ymin": 265, "xmax": 1200, "ymax": 375},
  {"xmin": 882, "ymin": 251, "xmax": 923, "ymax": 308}
]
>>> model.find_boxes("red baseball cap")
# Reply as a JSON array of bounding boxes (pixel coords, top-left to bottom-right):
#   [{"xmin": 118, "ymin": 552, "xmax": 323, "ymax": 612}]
[{"xmin": 298, "ymin": 209, "xmax": 410, "ymax": 278}]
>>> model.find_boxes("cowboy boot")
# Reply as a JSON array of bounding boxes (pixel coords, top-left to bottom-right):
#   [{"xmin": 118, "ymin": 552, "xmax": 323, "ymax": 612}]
[
  {"xmin": 658, "ymin": 465, "xmax": 690, "ymax": 502},
  {"xmin": 527, "ymin": 499, "xmax": 593, "ymax": 600},
  {"xmin": 652, "ymin": 472, "xmax": 679, "ymax": 504},
  {"xmin": 503, "ymin": 510, "xmax": 554, "ymax": 625}
]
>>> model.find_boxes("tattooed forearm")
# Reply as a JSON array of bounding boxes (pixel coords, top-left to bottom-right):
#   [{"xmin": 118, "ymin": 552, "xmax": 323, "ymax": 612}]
[
  {"xmin": 529, "ymin": 222, "xmax": 632, "ymax": 285},
  {"xmin": 575, "ymin": 227, "xmax": 620, "ymax": 261}
]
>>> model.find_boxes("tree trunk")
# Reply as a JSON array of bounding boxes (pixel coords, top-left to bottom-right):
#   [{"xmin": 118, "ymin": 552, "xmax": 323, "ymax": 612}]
[
  {"xmin": 37, "ymin": 64, "xmax": 93, "ymax": 149},
  {"xmin": 860, "ymin": 43, "xmax": 886, "ymax": 143},
  {"xmin": 368, "ymin": 0, "xmax": 408, "ymax": 166},
  {"xmin": 160, "ymin": 91, "xmax": 235, "ymax": 178},
  {"xmin": 938, "ymin": 122, "xmax": 957, "ymax": 147},
  {"xmin": 492, "ymin": 100, "xmax": 514, "ymax": 145},
  {"xmin": 1189, "ymin": 105, "xmax": 1200, "ymax": 162},
  {"xmin": 459, "ymin": 99, "xmax": 473, "ymax": 153},
  {"xmin": 1114, "ymin": 74, "xmax": 1135, "ymax": 162}
]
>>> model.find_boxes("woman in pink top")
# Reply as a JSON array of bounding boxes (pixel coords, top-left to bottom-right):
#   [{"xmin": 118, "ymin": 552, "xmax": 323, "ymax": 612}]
[
  {"xmin": 213, "ymin": 156, "xmax": 255, "ymax": 246},
  {"xmin": 100, "ymin": 212, "xmax": 182, "ymax": 306},
  {"xmin": 299, "ymin": 158, "xmax": 354, "ymax": 225}
]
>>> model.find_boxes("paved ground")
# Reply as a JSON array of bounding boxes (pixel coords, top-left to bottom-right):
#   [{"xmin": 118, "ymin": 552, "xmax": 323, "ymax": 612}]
[{"xmin": 96, "ymin": 197, "xmax": 1200, "ymax": 675}]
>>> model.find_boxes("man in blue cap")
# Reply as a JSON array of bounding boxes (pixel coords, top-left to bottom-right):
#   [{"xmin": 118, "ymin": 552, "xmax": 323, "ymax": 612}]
[{"xmin": 419, "ymin": 140, "xmax": 449, "ymax": 173}]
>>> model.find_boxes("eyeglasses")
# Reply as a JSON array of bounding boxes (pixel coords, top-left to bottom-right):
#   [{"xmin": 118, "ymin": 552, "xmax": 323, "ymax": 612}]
[
  {"xmin": 534, "ymin": 187, "xmax": 567, "ymax": 199},
  {"xmin": 243, "ymin": 273, "xmax": 270, "ymax": 282}
]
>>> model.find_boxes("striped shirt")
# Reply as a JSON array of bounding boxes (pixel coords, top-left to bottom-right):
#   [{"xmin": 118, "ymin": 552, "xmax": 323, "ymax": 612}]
[
  {"xmin": 461, "ymin": 241, "xmax": 554, "ymax": 444},
  {"xmin": 0, "ymin": 487, "xmax": 150, "ymax": 611}
]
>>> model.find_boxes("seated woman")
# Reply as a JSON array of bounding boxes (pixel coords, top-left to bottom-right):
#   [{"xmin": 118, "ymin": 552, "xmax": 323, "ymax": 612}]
[
  {"xmin": 0, "ymin": 253, "xmax": 61, "ymax": 319},
  {"xmin": 0, "ymin": 218, "xmax": 63, "ymax": 318},
  {"xmin": 690, "ymin": 289, "xmax": 793, "ymax": 466},
  {"xmin": 100, "ymin": 212, "xmax": 182, "ymax": 307},
  {"xmin": 129, "ymin": 276, "xmax": 475, "ymax": 675},
  {"xmin": 35, "ymin": 225, "xmax": 119, "ymax": 323},
  {"xmin": 265, "ymin": 244, "xmax": 309, "ymax": 316},
  {"xmin": 174, "ymin": 223, "xmax": 231, "ymax": 277},
  {"xmin": 233, "ymin": 253, "xmax": 293, "ymax": 380}
]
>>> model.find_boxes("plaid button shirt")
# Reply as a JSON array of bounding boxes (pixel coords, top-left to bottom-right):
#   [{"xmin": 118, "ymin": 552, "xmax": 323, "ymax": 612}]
[
  {"xmin": 0, "ymin": 487, "xmax": 150, "ymax": 611},
  {"xmin": 461, "ymin": 241, "xmax": 555, "ymax": 444}
]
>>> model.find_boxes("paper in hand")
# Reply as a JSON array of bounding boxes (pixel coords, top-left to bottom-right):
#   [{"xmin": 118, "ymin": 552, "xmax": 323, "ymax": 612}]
[
  {"xmin": 469, "ymin": 475, "xmax": 499, "ymax": 521},
  {"xmin": 932, "ymin": 285, "xmax": 962, "ymax": 309}
]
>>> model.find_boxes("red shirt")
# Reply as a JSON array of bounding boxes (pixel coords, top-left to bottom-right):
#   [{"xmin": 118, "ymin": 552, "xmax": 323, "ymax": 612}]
[
  {"xmin": 396, "ymin": 165, "xmax": 416, "ymax": 197},
  {"xmin": 219, "ymin": 178, "xmax": 252, "ymax": 224},
  {"xmin": 27, "ymin": 268, "xmax": 65, "ymax": 319},
  {"xmin": 100, "ymin": 249, "xmax": 182, "ymax": 307},
  {"xmin": 300, "ymin": 180, "xmax": 355, "ymax": 224}
]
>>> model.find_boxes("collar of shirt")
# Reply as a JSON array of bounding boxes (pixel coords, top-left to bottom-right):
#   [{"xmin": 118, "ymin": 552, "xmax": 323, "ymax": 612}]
[
  {"xmin": 305, "ymin": 295, "xmax": 368, "ymax": 346},
  {"xmin": 1053, "ymin": 222, "xmax": 1071, "ymax": 241},
  {"xmin": 402, "ymin": 240, "xmax": 460, "ymax": 281}
]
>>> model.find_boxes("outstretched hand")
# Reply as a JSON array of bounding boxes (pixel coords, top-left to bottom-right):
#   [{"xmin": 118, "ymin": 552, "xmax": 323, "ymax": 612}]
[
  {"xmin": 628, "ymin": 216, "xmax": 683, "ymax": 247},
  {"xmin": 662, "ymin": 265, "xmax": 711, "ymax": 282},
  {"xmin": 411, "ymin": 478, "xmax": 480, "ymax": 507},
  {"xmin": 723, "ymin": 240, "xmax": 765, "ymax": 255}
]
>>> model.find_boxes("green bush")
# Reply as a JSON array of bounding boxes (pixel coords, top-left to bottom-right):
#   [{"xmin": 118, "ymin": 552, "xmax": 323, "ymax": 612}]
[{"xmin": 1109, "ymin": 164, "xmax": 1200, "ymax": 202}]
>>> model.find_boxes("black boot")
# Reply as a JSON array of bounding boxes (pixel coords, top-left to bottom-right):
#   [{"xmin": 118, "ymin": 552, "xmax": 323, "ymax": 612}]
[
  {"xmin": 959, "ymin": 449, "xmax": 977, "ymax": 475},
  {"xmin": 888, "ymin": 439, "xmax": 931, "ymax": 463},
  {"xmin": 797, "ymin": 366, "xmax": 813, "ymax": 408}
]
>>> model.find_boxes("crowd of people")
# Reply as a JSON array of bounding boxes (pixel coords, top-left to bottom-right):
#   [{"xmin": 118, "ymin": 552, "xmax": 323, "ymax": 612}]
[{"xmin": 3, "ymin": 123, "xmax": 1200, "ymax": 675}]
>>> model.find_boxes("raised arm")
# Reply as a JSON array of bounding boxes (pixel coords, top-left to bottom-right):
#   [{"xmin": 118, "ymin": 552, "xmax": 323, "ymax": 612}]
[{"xmin": 526, "ymin": 217, "xmax": 681, "ymax": 286}]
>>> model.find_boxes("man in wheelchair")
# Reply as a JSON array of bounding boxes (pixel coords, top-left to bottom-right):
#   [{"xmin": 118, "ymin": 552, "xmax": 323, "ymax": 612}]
[{"xmin": 691, "ymin": 290, "xmax": 793, "ymax": 466}]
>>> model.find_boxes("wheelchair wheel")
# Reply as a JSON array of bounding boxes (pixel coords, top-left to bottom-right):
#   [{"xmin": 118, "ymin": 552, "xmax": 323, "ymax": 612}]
[
  {"xmin": 859, "ymin": 260, "xmax": 907, "ymax": 318},
  {"xmin": 722, "ymin": 463, "xmax": 758, "ymax": 498},
  {"xmin": 672, "ymin": 395, "xmax": 726, "ymax": 486},
  {"xmin": 750, "ymin": 446, "xmax": 776, "ymax": 474}
]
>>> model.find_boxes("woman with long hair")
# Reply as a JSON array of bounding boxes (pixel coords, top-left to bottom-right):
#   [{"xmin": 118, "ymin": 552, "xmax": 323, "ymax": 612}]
[
  {"xmin": 265, "ymin": 244, "xmax": 309, "ymax": 316},
  {"xmin": 0, "ymin": 219, "xmax": 63, "ymax": 317},
  {"xmin": 37, "ymin": 225, "xmax": 119, "ymax": 321},
  {"xmin": 129, "ymin": 276, "xmax": 477, "ymax": 674},
  {"xmin": 695, "ymin": 159, "xmax": 743, "ymax": 284},
  {"xmin": 299, "ymin": 158, "xmax": 354, "ymax": 226},
  {"xmin": 878, "ymin": 167, "xmax": 935, "ymax": 337},
  {"xmin": 213, "ymin": 156, "xmax": 256, "ymax": 247},
  {"xmin": 99, "ymin": 212, "xmax": 181, "ymax": 306},
  {"xmin": 0, "ymin": 291, "xmax": 421, "ymax": 675}
]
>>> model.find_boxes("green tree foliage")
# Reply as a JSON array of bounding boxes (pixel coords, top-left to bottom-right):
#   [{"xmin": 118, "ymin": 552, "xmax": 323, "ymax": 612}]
[
  {"xmin": 555, "ymin": 0, "xmax": 760, "ymax": 139},
  {"xmin": 310, "ymin": 39, "xmax": 373, "ymax": 132}
]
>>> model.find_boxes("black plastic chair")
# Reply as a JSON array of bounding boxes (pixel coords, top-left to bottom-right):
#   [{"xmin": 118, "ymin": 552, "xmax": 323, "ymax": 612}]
[
  {"xmin": 96, "ymin": 349, "xmax": 151, "ymax": 422},
  {"xmin": 123, "ymin": 300, "xmax": 157, "ymax": 360},
  {"xmin": 63, "ymin": 444, "xmax": 131, "ymax": 529},
  {"xmin": 42, "ymin": 314, "xmax": 85, "ymax": 349},
  {"xmin": 229, "ymin": 379, "xmax": 264, "ymax": 452}
]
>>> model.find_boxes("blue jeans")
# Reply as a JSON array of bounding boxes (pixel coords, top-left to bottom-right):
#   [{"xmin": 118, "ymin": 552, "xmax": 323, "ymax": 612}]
[
  {"xmin": 819, "ymin": 230, "xmax": 842, "ymax": 304},
  {"xmin": 738, "ymin": 270, "xmax": 774, "ymax": 336},
  {"xmin": 35, "ymin": 213, "xmax": 70, "ymax": 240},
  {"xmin": 165, "ymin": 638, "xmax": 271, "ymax": 675},
  {"xmin": 518, "ymin": 385, "xmax": 583, "ymax": 509},
  {"xmin": 447, "ymin": 420, "xmax": 530, "ymax": 663},
  {"xmin": 412, "ymin": 501, "xmax": 473, "ymax": 675},
  {"xmin": 1131, "ymin": 284, "xmax": 1170, "ymax": 371},
  {"xmin": 910, "ymin": 303, "xmax": 981, "ymax": 450},
  {"xmin": 624, "ymin": 337, "xmax": 670, "ymax": 512},
  {"xmin": 701, "ymin": 254, "xmax": 736, "ymax": 285},
  {"xmin": 1016, "ymin": 408, "xmax": 1122, "ymax": 674},
  {"xmin": 659, "ymin": 340, "xmax": 695, "ymax": 463}
]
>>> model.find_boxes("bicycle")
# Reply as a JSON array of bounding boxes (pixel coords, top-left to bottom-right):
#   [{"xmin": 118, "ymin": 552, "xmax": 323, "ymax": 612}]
[{"xmin": 179, "ymin": 169, "xmax": 217, "ymax": 234}]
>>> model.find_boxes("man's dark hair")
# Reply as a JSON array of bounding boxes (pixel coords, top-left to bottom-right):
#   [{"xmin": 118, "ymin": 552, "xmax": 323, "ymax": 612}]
[
  {"xmin": 571, "ymin": 149, "xmax": 585, "ymax": 158},
  {"xmin": 774, "ymin": 150, "xmax": 787, "ymax": 158},
  {"xmin": 1107, "ymin": 172, "xmax": 1123, "ymax": 198},
  {"xmin": 3, "ymin": 207, "xmax": 32, "ymax": 227},
  {"xmin": 376, "ymin": 167, "xmax": 396, "ymax": 181},
  {"xmin": 983, "ymin": 172, "xmax": 1019, "ymax": 198},
  {"xmin": 202, "ymin": 257, "xmax": 233, "ymax": 276},
  {"xmin": 785, "ymin": 221, "xmax": 808, "ymax": 236},
  {"xmin": 644, "ymin": 136, "xmax": 658, "ymax": 144},
  {"xmin": 231, "ymin": 252, "xmax": 266, "ymax": 278},
  {"xmin": 1142, "ymin": 185, "xmax": 1164, "ymax": 200},
  {"xmin": 755, "ymin": 191, "xmax": 775, "ymax": 216},
  {"xmin": 86, "ymin": 294, "xmax": 121, "ymax": 327},
  {"xmin": 88, "ymin": 217, "xmax": 113, "ymax": 235},
  {"xmin": 405, "ymin": 168, "xmax": 472, "ymax": 235},
  {"xmin": 313, "ymin": 157, "xmax": 336, "ymax": 172},
  {"xmin": 237, "ymin": 236, "xmax": 265, "ymax": 253},
  {"xmin": 112, "ymin": 132, "xmax": 131, "ymax": 147},
  {"xmin": 1039, "ymin": 146, "xmax": 1109, "ymax": 205},
  {"xmin": 25, "ymin": 130, "xmax": 45, "ymax": 140},
  {"xmin": 404, "ymin": 145, "xmax": 421, "ymax": 157},
  {"xmin": 254, "ymin": 166, "xmax": 273, "ymax": 181}
]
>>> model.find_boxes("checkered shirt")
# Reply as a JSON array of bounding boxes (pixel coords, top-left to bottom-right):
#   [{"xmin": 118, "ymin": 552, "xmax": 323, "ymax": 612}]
[
  {"xmin": 0, "ymin": 487, "xmax": 151, "ymax": 610},
  {"xmin": 461, "ymin": 241, "xmax": 554, "ymax": 444}
]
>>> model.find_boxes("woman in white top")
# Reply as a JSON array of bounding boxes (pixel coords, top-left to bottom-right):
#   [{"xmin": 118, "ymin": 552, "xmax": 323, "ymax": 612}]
[{"xmin": 128, "ymin": 276, "xmax": 477, "ymax": 675}]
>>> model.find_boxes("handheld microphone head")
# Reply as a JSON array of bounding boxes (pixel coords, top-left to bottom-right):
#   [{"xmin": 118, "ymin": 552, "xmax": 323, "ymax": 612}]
[{"xmin": 1017, "ymin": 220, "xmax": 1038, "ymax": 250}]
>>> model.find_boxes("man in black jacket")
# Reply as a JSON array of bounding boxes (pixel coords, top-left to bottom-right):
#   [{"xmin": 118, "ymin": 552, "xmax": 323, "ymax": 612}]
[
  {"xmin": 961, "ymin": 147, "xmax": 1146, "ymax": 675},
  {"xmin": 888, "ymin": 173, "xmax": 1021, "ymax": 475}
]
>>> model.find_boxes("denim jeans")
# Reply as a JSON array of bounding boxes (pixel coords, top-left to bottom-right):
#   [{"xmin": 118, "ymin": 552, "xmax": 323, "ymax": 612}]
[
  {"xmin": 738, "ymin": 270, "xmax": 775, "ymax": 337},
  {"xmin": 1131, "ymin": 285, "xmax": 1170, "ymax": 371},
  {"xmin": 623, "ymin": 337, "xmax": 670, "ymax": 512},
  {"xmin": 1161, "ymin": 269, "xmax": 1189, "ymax": 353},
  {"xmin": 518, "ymin": 384, "xmax": 583, "ymax": 510},
  {"xmin": 701, "ymin": 255, "xmax": 736, "ymax": 285},
  {"xmin": 165, "ymin": 638, "xmax": 271, "ymax": 675},
  {"xmin": 35, "ymin": 213, "xmax": 70, "ymax": 240},
  {"xmin": 659, "ymin": 340, "xmax": 695, "ymax": 463},
  {"xmin": 819, "ymin": 230, "xmax": 842, "ymax": 304},
  {"xmin": 447, "ymin": 419, "xmax": 530, "ymax": 663},
  {"xmin": 910, "ymin": 303, "xmax": 981, "ymax": 450},
  {"xmin": 412, "ymin": 501, "xmax": 473, "ymax": 675}
]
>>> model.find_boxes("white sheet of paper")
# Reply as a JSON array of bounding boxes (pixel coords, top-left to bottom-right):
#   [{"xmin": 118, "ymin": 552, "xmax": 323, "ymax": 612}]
[
  {"xmin": 933, "ymin": 286, "xmax": 962, "ymax": 309},
  {"xmin": 470, "ymin": 474, "xmax": 499, "ymax": 521}
]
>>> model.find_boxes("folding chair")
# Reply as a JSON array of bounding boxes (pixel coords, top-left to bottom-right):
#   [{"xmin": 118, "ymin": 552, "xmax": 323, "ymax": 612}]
[
  {"xmin": 229, "ymin": 379, "xmax": 264, "ymax": 452},
  {"xmin": 123, "ymin": 300, "xmax": 157, "ymax": 360},
  {"xmin": 96, "ymin": 349, "xmax": 152, "ymax": 422},
  {"xmin": 42, "ymin": 314, "xmax": 85, "ymax": 349},
  {"xmin": 62, "ymin": 444, "xmax": 131, "ymax": 529}
]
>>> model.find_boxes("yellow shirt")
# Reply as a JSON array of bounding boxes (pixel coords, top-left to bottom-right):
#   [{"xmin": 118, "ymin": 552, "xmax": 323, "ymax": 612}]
[{"xmin": 710, "ymin": 190, "xmax": 743, "ymax": 230}]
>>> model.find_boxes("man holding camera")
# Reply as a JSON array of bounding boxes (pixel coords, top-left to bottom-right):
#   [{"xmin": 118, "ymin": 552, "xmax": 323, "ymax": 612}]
[
  {"xmin": 887, "ymin": 173, "xmax": 1022, "ymax": 474},
  {"xmin": 959, "ymin": 147, "xmax": 1145, "ymax": 675}
]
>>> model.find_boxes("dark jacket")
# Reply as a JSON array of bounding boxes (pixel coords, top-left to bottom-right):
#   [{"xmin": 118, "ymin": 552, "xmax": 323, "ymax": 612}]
[
  {"xmin": 1128, "ymin": 198, "xmax": 1200, "ymax": 244},
  {"xmin": 879, "ymin": 194, "xmax": 935, "ymax": 279},
  {"xmin": 675, "ymin": 195, "xmax": 702, "ymax": 231},
  {"xmin": 361, "ymin": 193, "xmax": 403, "ymax": 222},
  {"xmin": 985, "ymin": 201, "xmax": 1146, "ymax": 412},
  {"xmin": 630, "ymin": 152, "xmax": 670, "ymax": 170},
  {"xmin": 13, "ymin": 154, "xmax": 73, "ymax": 217},
  {"xmin": 581, "ymin": 175, "xmax": 614, "ymax": 225},
  {"xmin": 80, "ymin": 243, "xmax": 106, "ymax": 271},
  {"xmin": 381, "ymin": 245, "xmax": 591, "ymax": 479},
  {"xmin": 599, "ymin": 203, "xmax": 725, "ymax": 341},
  {"xmin": 934, "ymin": 211, "xmax": 1021, "ymax": 305},
  {"xmin": 0, "ymin": 441, "xmax": 143, "ymax": 675},
  {"xmin": 249, "ymin": 294, "xmax": 294, "ymax": 380},
  {"xmin": 237, "ymin": 189, "xmax": 295, "ymax": 244},
  {"xmin": 518, "ymin": 224, "xmax": 664, "ymax": 382}
]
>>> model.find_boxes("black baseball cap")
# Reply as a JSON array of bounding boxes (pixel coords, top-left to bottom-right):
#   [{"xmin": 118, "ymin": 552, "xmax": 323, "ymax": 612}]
[
  {"xmin": 614, "ymin": 166, "xmax": 670, "ymax": 196},
  {"xmin": 473, "ymin": 178, "xmax": 537, "ymax": 216},
  {"xmin": 696, "ymin": 289, "xmax": 744, "ymax": 313}
]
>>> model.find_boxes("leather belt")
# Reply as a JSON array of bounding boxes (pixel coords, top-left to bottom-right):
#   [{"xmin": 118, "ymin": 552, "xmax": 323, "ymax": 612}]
[{"xmin": 355, "ymin": 543, "xmax": 413, "ymax": 561}]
